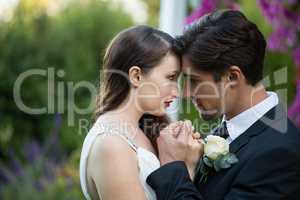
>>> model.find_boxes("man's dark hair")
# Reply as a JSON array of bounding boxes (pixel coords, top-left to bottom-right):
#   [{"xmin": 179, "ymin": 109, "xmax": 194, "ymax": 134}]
[{"xmin": 177, "ymin": 10, "xmax": 266, "ymax": 85}]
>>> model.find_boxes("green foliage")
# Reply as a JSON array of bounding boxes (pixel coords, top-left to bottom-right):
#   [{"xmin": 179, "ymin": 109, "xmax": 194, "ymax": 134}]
[
  {"xmin": 1, "ymin": 0, "xmax": 298, "ymax": 198},
  {"xmin": 241, "ymin": 0, "xmax": 296, "ymax": 103},
  {"xmin": 140, "ymin": 0, "xmax": 160, "ymax": 26},
  {"xmin": 213, "ymin": 153, "xmax": 239, "ymax": 172},
  {"xmin": 0, "ymin": 0, "xmax": 134, "ymax": 157}
]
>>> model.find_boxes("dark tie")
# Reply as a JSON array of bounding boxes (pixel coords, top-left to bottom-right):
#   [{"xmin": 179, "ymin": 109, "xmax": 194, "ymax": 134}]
[{"xmin": 214, "ymin": 121, "xmax": 229, "ymax": 139}]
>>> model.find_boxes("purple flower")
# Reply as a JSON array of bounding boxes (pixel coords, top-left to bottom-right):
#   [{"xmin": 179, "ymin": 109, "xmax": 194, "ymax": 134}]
[
  {"xmin": 288, "ymin": 80, "xmax": 300, "ymax": 125},
  {"xmin": 286, "ymin": 0, "xmax": 298, "ymax": 5},
  {"xmin": 267, "ymin": 30, "xmax": 287, "ymax": 52},
  {"xmin": 223, "ymin": 0, "xmax": 241, "ymax": 10},
  {"xmin": 257, "ymin": 0, "xmax": 285, "ymax": 27},
  {"xmin": 283, "ymin": 8, "xmax": 298, "ymax": 23},
  {"xmin": 23, "ymin": 140, "xmax": 42, "ymax": 163},
  {"xmin": 293, "ymin": 46, "xmax": 300, "ymax": 66},
  {"xmin": 185, "ymin": 0, "xmax": 218, "ymax": 24},
  {"xmin": 8, "ymin": 149, "xmax": 23, "ymax": 177},
  {"xmin": 296, "ymin": 15, "xmax": 300, "ymax": 30},
  {"xmin": 267, "ymin": 26, "xmax": 297, "ymax": 51}
]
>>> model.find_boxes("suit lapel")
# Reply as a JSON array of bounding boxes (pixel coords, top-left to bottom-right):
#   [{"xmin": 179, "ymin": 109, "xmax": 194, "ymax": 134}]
[
  {"xmin": 196, "ymin": 104, "xmax": 287, "ymax": 196},
  {"xmin": 195, "ymin": 104, "xmax": 287, "ymax": 192},
  {"xmin": 229, "ymin": 119, "xmax": 267, "ymax": 154},
  {"xmin": 229, "ymin": 104, "xmax": 286, "ymax": 154}
]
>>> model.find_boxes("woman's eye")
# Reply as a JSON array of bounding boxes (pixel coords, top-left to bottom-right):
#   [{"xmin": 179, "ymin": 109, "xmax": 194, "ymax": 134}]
[{"xmin": 168, "ymin": 75, "xmax": 177, "ymax": 81}]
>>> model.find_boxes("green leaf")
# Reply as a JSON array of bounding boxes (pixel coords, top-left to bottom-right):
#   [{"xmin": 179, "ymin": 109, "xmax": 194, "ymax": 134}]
[
  {"xmin": 200, "ymin": 163, "xmax": 207, "ymax": 174},
  {"xmin": 203, "ymin": 156, "xmax": 213, "ymax": 167},
  {"xmin": 213, "ymin": 153, "xmax": 239, "ymax": 172},
  {"xmin": 225, "ymin": 153, "xmax": 239, "ymax": 164},
  {"xmin": 218, "ymin": 156, "xmax": 232, "ymax": 169},
  {"xmin": 213, "ymin": 159, "xmax": 222, "ymax": 172}
]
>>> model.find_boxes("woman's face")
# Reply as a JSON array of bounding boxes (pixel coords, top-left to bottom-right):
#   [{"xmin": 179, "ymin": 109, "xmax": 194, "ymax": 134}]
[{"xmin": 137, "ymin": 53, "xmax": 180, "ymax": 116}]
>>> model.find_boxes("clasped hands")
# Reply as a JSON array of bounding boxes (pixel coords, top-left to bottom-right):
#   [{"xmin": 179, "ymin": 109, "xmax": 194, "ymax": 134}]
[{"xmin": 157, "ymin": 120, "xmax": 204, "ymax": 180}]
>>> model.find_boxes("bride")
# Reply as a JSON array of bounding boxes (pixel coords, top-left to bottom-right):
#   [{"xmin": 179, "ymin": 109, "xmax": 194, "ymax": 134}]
[{"xmin": 80, "ymin": 25, "xmax": 199, "ymax": 200}]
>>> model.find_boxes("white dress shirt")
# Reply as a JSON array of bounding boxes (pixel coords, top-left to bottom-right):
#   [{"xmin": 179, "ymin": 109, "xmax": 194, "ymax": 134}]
[{"xmin": 223, "ymin": 91, "xmax": 279, "ymax": 144}]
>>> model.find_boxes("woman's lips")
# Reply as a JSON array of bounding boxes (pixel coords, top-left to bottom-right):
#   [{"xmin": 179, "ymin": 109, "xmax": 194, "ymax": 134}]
[{"xmin": 164, "ymin": 100, "xmax": 173, "ymax": 107}]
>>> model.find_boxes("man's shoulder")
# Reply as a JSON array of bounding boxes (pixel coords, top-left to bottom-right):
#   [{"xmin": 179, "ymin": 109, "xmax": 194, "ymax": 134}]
[
  {"xmin": 258, "ymin": 117, "xmax": 300, "ymax": 141},
  {"xmin": 246, "ymin": 118, "xmax": 300, "ymax": 157}
]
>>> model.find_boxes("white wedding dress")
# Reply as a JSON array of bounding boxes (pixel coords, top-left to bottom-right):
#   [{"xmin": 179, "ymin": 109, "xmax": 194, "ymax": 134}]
[{"xmin": 80, "ymin": 118, "xmax": 160, "ymax": 200}]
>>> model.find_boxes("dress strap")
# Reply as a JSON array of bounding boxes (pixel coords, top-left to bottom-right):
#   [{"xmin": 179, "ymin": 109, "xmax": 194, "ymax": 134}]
[{"xmin": 116, "ymin": 133, "xmax": 138, "ymax": 152}]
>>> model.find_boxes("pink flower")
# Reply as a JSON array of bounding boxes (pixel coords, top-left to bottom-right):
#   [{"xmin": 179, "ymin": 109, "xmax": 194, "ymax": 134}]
[
  {"xmin": 267, "ymin": 27, "xmax": 296, "ymax": 52},
  {"xmin": 185, "ymin": 0, "xmax": 218, "ymax": 24},
  {"xmin": 293, "ymin": 46, "xmax": 300, "ymax": 66}
]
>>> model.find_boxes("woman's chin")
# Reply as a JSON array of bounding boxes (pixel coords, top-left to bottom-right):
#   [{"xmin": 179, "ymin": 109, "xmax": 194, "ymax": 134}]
[{"xmin": 146, "ymin": 109, "xmax": 167, "ymax": 117}]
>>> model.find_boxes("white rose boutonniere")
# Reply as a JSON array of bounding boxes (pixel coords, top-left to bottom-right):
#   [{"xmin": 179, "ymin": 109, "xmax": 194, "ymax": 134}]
[
  {"xmin": 204, "ymin": 135, "xmax": 229, "ymax": 160},
  {"xmin": 197, "ymin": 135, "xmax": 238, "ymax": 183}
]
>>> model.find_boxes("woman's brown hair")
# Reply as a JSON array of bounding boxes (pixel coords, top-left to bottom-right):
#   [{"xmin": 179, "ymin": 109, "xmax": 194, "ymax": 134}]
[{"xmin": 95, "ymin": 25, "xmax": 180, "ymax": 151}]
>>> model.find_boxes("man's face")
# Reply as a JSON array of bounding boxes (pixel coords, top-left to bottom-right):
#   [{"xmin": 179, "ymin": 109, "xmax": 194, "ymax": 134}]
[{"xmin": 182, "ymin": 56, "xmax": 229, "ymax": 120}]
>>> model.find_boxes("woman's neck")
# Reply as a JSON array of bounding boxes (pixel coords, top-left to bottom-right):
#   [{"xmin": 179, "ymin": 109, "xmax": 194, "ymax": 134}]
[{"xmin": 102, "ymin": 95, "xmax": 143, "ymax": 138}]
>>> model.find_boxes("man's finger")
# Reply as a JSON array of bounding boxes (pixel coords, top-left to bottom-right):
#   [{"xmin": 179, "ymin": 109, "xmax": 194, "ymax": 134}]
[
  {"xmin": 177, "ymin": 121, "xmax": 190, "ymax": 142},
  {"xmin": 197, "ymin": 138, "xmax": 205, "ymax": 144},
  {"xmin": 173, "ymin": 124, "xmax": 183, "ymax": 137},
  {"xmin": 192, "ymin": 132, "xmax": 201, "ymax": 140},
  {"xmin": 163, "ymin": 121, "xmax": 182, "ymax": 132}
]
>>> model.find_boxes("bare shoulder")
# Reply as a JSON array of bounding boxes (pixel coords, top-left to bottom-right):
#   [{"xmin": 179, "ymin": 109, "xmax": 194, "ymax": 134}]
[
  {"xmin": 86, "ymin": 133, "xmax": 147, "ymax": 200},
  {"xmin": 87, "ymin": 134, "xmax": 138, "ymax": 175},
  {"xmin": 90, "ymin": 133, "xmax": 137, "ymax": 159}
]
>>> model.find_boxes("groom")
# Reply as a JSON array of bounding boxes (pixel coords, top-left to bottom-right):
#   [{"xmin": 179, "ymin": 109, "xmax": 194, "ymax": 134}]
[{"xmin": 146, "ymin": 10, "xmax": 300, "ymax": 199}]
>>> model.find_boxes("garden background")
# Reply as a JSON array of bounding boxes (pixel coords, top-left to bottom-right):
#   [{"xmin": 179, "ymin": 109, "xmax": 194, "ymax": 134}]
[{"xmin": 0, "ymin": 0, "xmax": 299, "ymax": 199}]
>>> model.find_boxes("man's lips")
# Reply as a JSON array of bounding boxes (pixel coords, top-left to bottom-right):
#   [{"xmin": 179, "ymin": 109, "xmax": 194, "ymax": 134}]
[{"xmin": 193, "ymin": 99, "xmax": 204, "ymax": 110}]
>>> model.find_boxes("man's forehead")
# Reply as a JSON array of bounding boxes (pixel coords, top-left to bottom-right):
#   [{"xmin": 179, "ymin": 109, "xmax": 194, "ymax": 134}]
[
  {"xmin": 181, "ymin": 56, "xmax": 192, "ymax": 68},
  {"xmin": 181, "ymin": 56, "xmax": 199, "ymax": 73},
  {"xmin": 181, "ymin": 65, "xmax": 214, "ymax": 80},
  {"xmin": 182, "ymin": 64, "xmax": 200, "ymax": 77}
]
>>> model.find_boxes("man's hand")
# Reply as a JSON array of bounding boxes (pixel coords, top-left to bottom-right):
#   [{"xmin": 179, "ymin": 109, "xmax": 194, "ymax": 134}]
[
  {"xmin": 157, "ymin": 120, "xmax": 204, "ymax": 180},
  {"xmin": 185, "ymin": 132, "xmax": 204, "ymax": 180}
]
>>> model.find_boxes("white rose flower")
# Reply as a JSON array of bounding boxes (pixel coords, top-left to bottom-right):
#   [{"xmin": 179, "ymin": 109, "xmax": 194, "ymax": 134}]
[{"xmin": 204, "ymin": 135, "xmax": 229, "ymax": 160}]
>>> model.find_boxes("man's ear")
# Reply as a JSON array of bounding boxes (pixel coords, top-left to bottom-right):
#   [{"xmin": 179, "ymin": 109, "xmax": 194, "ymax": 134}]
[
  {"xmin": 129, "ymin": 66, "xmax": 143, "ymax": 87},
  {"xmin": 227, "ymin": 65, "xmax": 242, "ymax": 85}
]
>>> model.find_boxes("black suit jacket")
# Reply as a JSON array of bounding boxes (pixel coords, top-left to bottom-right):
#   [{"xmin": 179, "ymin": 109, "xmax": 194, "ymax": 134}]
[{"xmin": 147, "ymin": 105, "xmax": 300, "ymax": 200}]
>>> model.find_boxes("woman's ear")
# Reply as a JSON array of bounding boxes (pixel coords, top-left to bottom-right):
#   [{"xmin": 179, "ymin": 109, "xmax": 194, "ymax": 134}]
[{"xmin": 129, "ymin": 66, "xmax": 143, "ymax": 87}]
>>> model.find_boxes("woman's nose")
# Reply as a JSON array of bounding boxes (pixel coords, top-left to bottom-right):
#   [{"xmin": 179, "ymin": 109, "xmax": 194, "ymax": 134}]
[{"xmin": 171, "ymin": 86, "xmax": 179, "ymax": 98}]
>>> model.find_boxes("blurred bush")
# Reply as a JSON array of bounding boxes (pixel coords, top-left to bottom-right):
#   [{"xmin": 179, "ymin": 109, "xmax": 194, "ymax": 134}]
[
  {"xmin": 0, "ymin": 0, "xmax": 298, "ymax": 198},
  {"xmin": 0, "ymin": 0, "xmax": 133, "ymax": 159},
  {"xmin": 0, "ymin": 138, "xmax": 83, "ymax": 199},
  {"xmin": 0, "ymin": 0, "xmax": 133, "ymax": 198}
]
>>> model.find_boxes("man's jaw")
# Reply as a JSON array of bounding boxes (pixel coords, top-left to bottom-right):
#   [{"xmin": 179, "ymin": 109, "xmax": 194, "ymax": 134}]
[{"xmin": 192, "ymin": 100, "xmax": 220, "ymax": 120}]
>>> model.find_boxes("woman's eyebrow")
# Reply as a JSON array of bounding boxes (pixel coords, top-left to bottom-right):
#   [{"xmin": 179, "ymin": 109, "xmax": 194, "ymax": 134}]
[{"xmin": 171, "ymin": 70, "xmax": 180, "ymax": 75}]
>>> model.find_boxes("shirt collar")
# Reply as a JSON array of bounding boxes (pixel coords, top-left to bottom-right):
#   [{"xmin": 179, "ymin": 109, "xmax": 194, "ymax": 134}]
[{"xmin": 224, "ymin": 91, "xmax": 279, "ymax": 142}]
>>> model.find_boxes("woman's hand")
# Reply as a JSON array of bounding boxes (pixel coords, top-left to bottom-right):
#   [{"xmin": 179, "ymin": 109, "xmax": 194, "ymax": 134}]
[{"xmin": 157, "ymin": 120, "xmax": 204, "ymax": 181}]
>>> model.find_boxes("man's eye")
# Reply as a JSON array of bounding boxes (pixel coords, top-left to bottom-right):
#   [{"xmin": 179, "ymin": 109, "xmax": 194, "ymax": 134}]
[{"xmin": 190, "ymin": 78, "xmax": 197, "ymax": 83}]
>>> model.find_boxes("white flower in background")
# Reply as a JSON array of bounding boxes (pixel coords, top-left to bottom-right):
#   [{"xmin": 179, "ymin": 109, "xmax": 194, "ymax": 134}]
[{"xmin": 204, "ymin": 135, "xmax": 229, "ymax": 160}]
